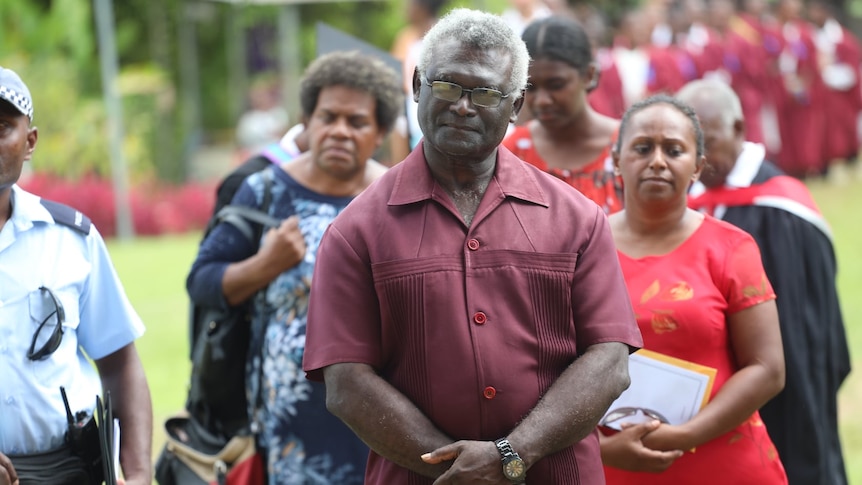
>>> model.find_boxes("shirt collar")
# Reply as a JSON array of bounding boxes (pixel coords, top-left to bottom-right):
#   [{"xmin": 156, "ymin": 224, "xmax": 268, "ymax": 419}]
[
  {"xmin": 387, "ymin": 141, "xmax": 549, "ymax": 208},
  {"xmin": 724, "ymin": 141, "xmax": 765, "ymax": 188},
  {"xmin": 690, "ymin": 141, "xmax": 764, "ymax": 195},
  {"xmin": 10, "ymin": 184, "xmax": 52, "ymax": 231}
]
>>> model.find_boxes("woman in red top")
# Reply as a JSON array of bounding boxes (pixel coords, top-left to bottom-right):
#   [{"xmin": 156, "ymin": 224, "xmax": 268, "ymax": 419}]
[
  {"xmin": 601, "ymin": 94, "xmax": 788, "ymax": 484},
  {"xmin": 503, "ymin": 16, "xmax": 624, "ymax": 214}
]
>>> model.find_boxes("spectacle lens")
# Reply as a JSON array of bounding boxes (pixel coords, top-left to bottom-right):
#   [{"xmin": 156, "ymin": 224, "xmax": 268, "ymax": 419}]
[
  {"xmin": 426, "ymin": 80, "xmax": 509, "ymax": 108},
  {"xmin": 27, "ymin": 286, "xmax": 66, "ymax": 361}
]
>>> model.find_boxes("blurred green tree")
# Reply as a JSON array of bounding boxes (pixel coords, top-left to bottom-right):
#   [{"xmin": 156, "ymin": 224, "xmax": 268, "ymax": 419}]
[{"xmin": 3, "ymin": 0, "xmax": 657, "ymax": 183}]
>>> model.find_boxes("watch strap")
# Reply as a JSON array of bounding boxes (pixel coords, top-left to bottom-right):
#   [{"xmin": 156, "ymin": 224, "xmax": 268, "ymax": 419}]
[{"xmin": 494, "ymin": 438, "xmax": 517, "ymax": 460}]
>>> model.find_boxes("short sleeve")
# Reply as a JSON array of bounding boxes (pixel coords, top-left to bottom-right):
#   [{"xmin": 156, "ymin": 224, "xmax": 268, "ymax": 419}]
[
  {"xmin": 570, "ymin": 207, "xmax": 643, "ymax": 352},
  {"xmin": 77, "ymin": 225, "xmax": 145, "ymax": 359},
  {"xmin": 722, "ymin": 232, "xmax": 776, "ymax": 314},
  {"xmin": 303, "ymin": 224, "xmax": 383, "ymax": 381}
]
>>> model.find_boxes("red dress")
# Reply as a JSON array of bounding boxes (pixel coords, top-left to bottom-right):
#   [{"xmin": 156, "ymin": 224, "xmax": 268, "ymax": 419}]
[
  {"xmin": 604, "ymin": 216, "xmax": 788, "ymax": 485},
  {"xmin": 503, "ymin": 124, "xmax": 624, "ymax": 214}
]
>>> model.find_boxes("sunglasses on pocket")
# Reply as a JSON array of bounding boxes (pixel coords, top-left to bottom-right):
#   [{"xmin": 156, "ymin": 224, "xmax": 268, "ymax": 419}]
[{"xmin": 28, "ymin": 286, "xmax": 66, "ymax": 361}]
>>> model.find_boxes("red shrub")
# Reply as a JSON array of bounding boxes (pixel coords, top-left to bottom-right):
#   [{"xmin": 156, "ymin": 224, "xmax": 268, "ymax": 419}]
[{"xmin": 18, "ymin": 173, "xmax": 216, "ymax": 238}]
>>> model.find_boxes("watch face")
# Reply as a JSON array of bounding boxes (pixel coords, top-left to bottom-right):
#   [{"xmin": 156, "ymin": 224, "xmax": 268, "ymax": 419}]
[{"xmin": 503, "ymin": 457, "xmax": 526, "ymax": 480}]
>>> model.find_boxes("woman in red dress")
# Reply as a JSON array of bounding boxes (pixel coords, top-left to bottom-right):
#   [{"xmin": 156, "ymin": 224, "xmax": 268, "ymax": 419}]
[
  {"xmin": 601, "ymin": 94, "xmax": 788, "ymax": 484},
  {"xmin": 503, "ymin": 16, "xmax": 624, "ymax": 214}
]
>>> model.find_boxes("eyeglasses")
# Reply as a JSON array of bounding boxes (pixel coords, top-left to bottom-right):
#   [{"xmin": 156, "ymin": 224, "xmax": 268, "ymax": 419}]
[
  {"xmin": 599, "ymin": 407, "xmax": 670, "ymax": 427},
  {"xmin": 424, "ymin": 80, "xmax": 510, "ymax": 108},
  {"xmin": 27, "ymin": 286, "xmax": 66, "ymax": 361}
]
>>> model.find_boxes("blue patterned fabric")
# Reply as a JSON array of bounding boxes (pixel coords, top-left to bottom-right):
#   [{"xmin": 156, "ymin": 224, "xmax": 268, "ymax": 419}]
[
  {"xmin": 188, "ymin": 166, "xmax": 368, "ymax": 484},
  {"xmin": 245, "ymin": 168, "xmax": 368, "ymax": 484}
]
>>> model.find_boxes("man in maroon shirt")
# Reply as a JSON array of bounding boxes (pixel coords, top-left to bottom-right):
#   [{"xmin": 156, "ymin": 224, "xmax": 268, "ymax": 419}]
[{"xmin": 303, "ymin": 8, "xmax": 643, "ymax": 485}]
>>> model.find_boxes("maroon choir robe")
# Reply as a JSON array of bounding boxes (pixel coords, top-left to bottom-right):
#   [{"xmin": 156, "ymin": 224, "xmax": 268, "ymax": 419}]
[
  {"xmin": 816, "ymin": 18, "xmax": 862, "ymax": 163},
  {"xmin": 589, "ymin": 45, "xmax": 686, "ymax": 119},
  {"xmin": 724, "ymin": 14, "xmax": 779, "ymax": 145},
  {"xmin": 774, "ymin": 20, "xmax": 828, "ymax": 177}
]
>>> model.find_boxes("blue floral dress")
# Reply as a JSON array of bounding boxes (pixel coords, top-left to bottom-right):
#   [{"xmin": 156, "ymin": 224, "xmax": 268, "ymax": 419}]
[{"xmin": 241, "ymin": 167, "xmax": 368, "ymax": 484}]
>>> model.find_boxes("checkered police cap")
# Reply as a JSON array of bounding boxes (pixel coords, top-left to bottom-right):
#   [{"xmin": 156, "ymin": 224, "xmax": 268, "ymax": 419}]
[{"xmin": 0, "ymin": 66, "xmax": 33, "ymax": 121}]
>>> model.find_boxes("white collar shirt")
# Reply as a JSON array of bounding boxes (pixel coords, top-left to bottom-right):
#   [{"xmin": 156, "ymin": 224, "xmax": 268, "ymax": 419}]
[{"xmin": 0, "ymin": 185, "xmax": 144, "ymax": 454}]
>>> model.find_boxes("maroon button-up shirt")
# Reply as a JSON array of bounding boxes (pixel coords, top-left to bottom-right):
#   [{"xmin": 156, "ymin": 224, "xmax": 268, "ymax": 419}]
[{"xmin": 304, "ymin": 143, "xmax": 642, "ymax": 484}]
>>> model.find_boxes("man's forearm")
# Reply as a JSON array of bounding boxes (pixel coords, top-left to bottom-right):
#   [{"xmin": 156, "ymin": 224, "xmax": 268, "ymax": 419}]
[
  {"xmin": 96, "ymin": 344, "xmax": 153, "ymax": 485},
  {"xmin": 509, "ymin": 342, "xmax": 631, "ymax": 468},
  {"xmin": 323, "ymin": 363, "xmax": 453, "ymax": 478}
]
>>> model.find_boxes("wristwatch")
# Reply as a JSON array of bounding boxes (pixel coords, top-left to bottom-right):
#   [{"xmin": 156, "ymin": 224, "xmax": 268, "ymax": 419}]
[{"xmin": 494, "ymin": 438, "xmax": 526, "ymax": 484}]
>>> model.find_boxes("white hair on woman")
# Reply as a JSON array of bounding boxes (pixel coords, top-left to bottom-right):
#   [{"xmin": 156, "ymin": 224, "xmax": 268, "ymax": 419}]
[{"xmin": 416, "ymin": 8, "xmax": 530, "ymax": 99}]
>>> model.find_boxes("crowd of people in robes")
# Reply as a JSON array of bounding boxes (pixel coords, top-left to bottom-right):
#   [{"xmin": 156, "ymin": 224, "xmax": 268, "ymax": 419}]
[{"xmin": 548, "ymin": 0, "xmax": 862, "ymax": 181}]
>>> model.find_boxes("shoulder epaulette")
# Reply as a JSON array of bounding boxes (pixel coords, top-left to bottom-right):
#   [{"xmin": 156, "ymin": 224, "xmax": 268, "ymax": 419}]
[{"xmin": 39, "ymin": 198, "xmax": 92, "ymax": 235}]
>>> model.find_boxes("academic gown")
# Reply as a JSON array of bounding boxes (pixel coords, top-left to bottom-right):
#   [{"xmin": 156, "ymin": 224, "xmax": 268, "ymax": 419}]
[{"xmin": 689, "ymin": 154, "xmax": 851, "ymax": 485}]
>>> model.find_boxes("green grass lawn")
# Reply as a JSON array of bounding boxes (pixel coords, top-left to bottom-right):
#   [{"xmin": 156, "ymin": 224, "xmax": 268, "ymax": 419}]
[
  {"xmin": 808, "ymin": 176, "xmax": 862, "ymax": 482},
  {"xmin": 108, "ymin": 175, "xmax": 862, "ymax": 483},
  {"xmin": 106, "ymin": 234, "xmax": 199, "ymax": 444}
]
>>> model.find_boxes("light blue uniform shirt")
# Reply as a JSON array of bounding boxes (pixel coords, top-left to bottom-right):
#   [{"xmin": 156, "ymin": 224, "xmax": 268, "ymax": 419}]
[{"xmin": 0, "ymin": 185, "xmax": 144, "ymax": 454}]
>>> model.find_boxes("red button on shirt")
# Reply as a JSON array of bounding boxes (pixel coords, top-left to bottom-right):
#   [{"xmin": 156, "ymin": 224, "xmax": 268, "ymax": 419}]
[
  {"xmin": 483, "ymin": 386, "xmax": 496, "ymax": 399},
  {"xmin": 467, "ymin": 239, "xmax": 480, "ymax": 250},
  {"xmin": 473, "ymin": 312, "xmax": 487, "ymax": 325}
]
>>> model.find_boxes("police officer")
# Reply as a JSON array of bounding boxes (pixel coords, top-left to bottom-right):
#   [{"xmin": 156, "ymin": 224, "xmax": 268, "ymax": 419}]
[{"xmin": 0, "ymin": 66, "xmax": 152, "ymax": 485}]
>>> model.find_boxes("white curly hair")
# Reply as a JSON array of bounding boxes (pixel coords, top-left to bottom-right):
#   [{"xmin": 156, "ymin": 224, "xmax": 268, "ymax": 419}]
[{"xmin": 416, "ymin": 8, "xmax": 530, "ymax": 99}]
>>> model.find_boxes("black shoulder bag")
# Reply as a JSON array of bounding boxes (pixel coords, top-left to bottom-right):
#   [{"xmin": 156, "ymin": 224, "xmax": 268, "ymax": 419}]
[{"xmin": 155, "ymin": 169, "xmax": 280, "ymax": 485}]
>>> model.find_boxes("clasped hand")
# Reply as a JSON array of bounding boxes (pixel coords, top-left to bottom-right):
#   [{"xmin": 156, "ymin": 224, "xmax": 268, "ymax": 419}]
[
  {"xmin": 600, "ymin": 420, "xmax": 685, "ymax": 473},
  {"xmin": 421, "ymin": 440, "xmax": 513, "ymax": 485},
  {"xmin": 260, "ymin": 215, "xmax": 307, "ymax": 272}
]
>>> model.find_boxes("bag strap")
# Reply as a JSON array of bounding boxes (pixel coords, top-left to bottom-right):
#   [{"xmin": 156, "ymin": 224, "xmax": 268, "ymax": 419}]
[
  {"xmin": 255, "ymin": 167, "xmax": 276, "ymax": 242},
  {"xmin": 213, "ymin": 206, "xmax": 281, "ymax": 243},
  {"xmin": 212, "ymin": 168, "xmax": 279, "ymax": 246},
  {"xmin": 259, "ymin": 142, "xmax": 296, "ymax": 165}
]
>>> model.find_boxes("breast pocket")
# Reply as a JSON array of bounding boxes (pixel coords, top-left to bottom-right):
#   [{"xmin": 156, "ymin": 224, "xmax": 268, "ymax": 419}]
[{"xmin": 28, "ymin": 287, "xmax": 81, "ymax": 380}]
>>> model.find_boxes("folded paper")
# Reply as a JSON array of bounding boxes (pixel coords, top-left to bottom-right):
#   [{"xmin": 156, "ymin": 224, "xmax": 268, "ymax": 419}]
[{"xmin": 600, "ymin": 349, "xmax": 717, "ymax": 431}]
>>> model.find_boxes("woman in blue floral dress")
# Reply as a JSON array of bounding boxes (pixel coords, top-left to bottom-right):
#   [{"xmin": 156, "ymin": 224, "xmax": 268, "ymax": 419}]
[{"xmin": 186, "ymin": 51, "xmax": 404, "ymax": 484}]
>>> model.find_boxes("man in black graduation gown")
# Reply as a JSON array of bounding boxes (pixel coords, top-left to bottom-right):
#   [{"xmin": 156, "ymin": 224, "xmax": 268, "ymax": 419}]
[{"xmin": 680, "ymin": 79, "xmax": 851, "ymax": 485}]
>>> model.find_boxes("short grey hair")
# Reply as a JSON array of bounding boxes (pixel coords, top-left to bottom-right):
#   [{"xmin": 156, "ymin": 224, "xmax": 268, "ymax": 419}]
[
  {"xmin": 676, "ymin": 79, "xmax": 743, "ymax": 128},
  {"xmin": 416, "ymin": 8, "xmax": 530, "ymax": 99}
]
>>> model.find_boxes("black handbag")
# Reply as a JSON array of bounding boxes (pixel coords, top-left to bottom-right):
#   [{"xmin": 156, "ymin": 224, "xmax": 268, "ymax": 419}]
[
  {"xmin": 186, "ymin": 301, "xmax": 256, "ymax": 436},
  {"xmin": 185, "ymin": 169, "xmax": 281, "ymax": 436}
]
